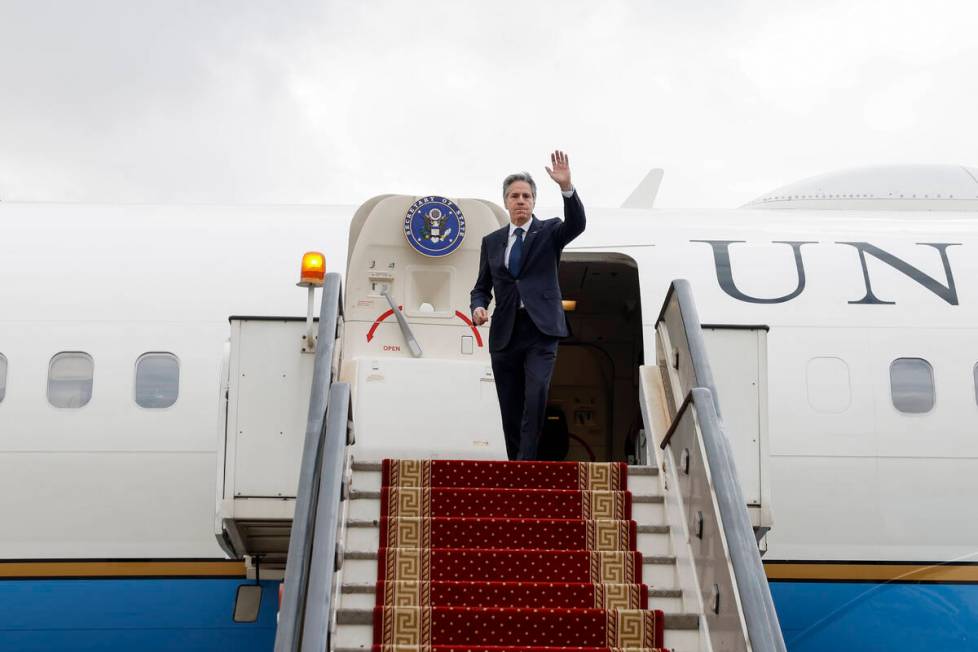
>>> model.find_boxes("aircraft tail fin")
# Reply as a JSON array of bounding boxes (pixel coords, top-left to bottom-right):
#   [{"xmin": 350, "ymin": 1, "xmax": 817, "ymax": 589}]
[{"xmin": 621, "ymin": 168, "xmax": 663, "ymax": 209}]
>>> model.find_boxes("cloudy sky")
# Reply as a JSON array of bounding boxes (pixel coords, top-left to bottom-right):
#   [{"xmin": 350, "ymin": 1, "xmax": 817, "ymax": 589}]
[{"xmin": 1, "ymin": 0, "xmax": 976, "ymax": 209}]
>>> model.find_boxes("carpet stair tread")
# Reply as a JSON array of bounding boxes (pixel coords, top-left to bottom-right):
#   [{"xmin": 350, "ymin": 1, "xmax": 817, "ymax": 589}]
[
  {"xmin": 376, "ymin": 547, "xmax": 647, "ymax": 583},
  {"xmin": 374, "ymin": 580, "xmax": 651, "ymax": 609},
  {"xmin": 358, "ymin": 548, "xmax": 675, "ymax": 564},
  {"xmin": 350, "ymin": 519, "xmax": 669, "ymax": 535},
  {"xmin": 370, "ymin": 606, "xmax": 666, "ymax": 648},
  {"xmin": 380, "ymin": 487, "xmax": 633, "ymax": 519},
  {"xmin": 379, "ymin": 517, "xmax": 637, "ymax": 551},
  {"xmin": 342, "ymin": 582, "xmax": 683, "ymax": 600},
  {"xmin": 352, "ymin": 460, "xmax": 658, "ymax": 476},
  {"xmin": 383, "ymin": 459, "xmax": 628, "ymax": 490},
  {"xmin": 358, "ymin": 647, "xmax": 668, "ymax": 652},
  {"xmin": 353, "ymin": 490, "xmax": 664, "ymax": 505},
  {"xmin": 341, "ymin": 607, "xmax": 699, "ymax": 629}
]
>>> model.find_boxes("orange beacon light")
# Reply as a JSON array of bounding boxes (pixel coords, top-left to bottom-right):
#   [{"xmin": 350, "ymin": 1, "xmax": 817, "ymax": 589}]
[
  {"xmin": 298, "ymin": 251, "xmax": 326, "ymax": 287},
  {"xmin": 298, "ymin": 251, "xmax": 325, "ymax": 353}
]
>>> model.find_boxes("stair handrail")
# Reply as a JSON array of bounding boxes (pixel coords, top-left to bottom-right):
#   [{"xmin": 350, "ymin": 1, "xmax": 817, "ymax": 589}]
[
  {"xmin": 299, "ymin": 381, "xmax": 351, "ymax": 652},
  {"xmin": 653, "ymin": 279, "xmax": 721, "ymax": 418},
  {"xmin": 274, "ymin": 272, "xmax": 344, "ymax": 652},
  {"xmin": 654, "ymin": 279, "xmax": 786, "ymax": 652}
]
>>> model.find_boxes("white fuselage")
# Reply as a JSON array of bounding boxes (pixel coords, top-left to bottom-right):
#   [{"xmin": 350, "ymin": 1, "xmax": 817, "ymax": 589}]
[{"xmin": 1, "ymin": 200, "xmax": 975, "ymax": 564}]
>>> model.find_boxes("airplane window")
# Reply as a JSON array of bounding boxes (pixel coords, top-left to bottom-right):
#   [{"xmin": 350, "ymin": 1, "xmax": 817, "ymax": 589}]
[
  {"xmin": 48, "ymin": 352, "xmax": 94, "ymax": 408},
  {"xmin": 806, "ymin": 357, "xmax": 851, "ymax": 413},
  {"xmin": 0, "ymin": 354, "xmax": 7, "ymax": 403},
  {"xmin": 889, "ymin": 357, "xmax": 935, "ymax": 414},
  {"xmin": 135, "ymin": 353, "xmax": 179, "ymax": 409}
]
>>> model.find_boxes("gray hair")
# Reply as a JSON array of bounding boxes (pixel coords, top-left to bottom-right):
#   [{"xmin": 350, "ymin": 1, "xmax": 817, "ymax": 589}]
[{"xmin": 502, "ymin": 172, "xmax": 537, "ymax": 201}]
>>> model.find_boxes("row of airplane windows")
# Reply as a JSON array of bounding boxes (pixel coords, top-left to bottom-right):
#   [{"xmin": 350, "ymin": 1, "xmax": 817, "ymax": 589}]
[
  {"xmin": 794, "ymin": 356, "xmax": 969, "ymax": 415},
  {"xmin": 0, "ymin": 352, "xmax": 178, "ymax": 409},
  {"xmin": 0, "ymin": 353, "xmax": 967, "ymax": 415}
]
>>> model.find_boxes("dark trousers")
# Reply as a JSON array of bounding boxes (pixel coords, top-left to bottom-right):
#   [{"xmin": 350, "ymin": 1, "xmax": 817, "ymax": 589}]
[{"xmin": 490, "ymin": 308, "xmax": 560, "ymax": 460}]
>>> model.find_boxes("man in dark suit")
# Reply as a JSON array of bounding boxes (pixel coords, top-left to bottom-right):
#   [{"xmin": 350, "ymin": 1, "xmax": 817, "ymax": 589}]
[{"xmin": 470, "ymin": 151, "xmax": 586, "ymax": 460}]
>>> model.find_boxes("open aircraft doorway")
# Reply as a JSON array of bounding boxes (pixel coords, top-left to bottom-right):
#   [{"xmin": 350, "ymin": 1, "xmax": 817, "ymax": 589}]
[{"xmin": 545, "ymin": 252, "xmax": 643, "ymax": 463}]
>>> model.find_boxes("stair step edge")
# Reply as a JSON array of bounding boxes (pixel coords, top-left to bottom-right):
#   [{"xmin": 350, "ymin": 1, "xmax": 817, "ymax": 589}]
[
  {"xmin": 344, "ymin": 550, "xmax": 676, "ymax": 564},
  {"xmin": 627, "ymin": 466, "xmax": 659, "ymax": 476},
  {"xmin": 339, "ymin": 582, "xmax": 682, "ymax": 599},
  {"xmin": 350, "ymin": 490, "xmax": 663, "ymax": 503},
  {"xmin": 352, "ymin": 462, "xmax": 658, "ymax": 475},
  {"xmin": 352, "ymin": 461, "xmax": 383, "ymax": 471},
  {"xmin": 346, "ymin": 519, "xmax": 667, "ymax": 534},
  {"xmin": 335, "ymin": 608, "xmax": 697, "ymax": 628}
]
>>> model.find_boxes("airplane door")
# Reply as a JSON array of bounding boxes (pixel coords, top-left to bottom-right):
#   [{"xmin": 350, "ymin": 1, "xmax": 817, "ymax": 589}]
[{"xmin": 338, "ymin": 194, "xmax": 509, "ymax": 459}]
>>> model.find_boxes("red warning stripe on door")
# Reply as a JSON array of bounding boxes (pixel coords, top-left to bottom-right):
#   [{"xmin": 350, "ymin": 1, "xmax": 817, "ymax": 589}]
[
  {"xmin": 455, "ymin": 310, "xmax": 484, "ymax": 347},
  {"xmin": 366, "ymin": 307, "xmax": 401, "ymax": 342},
  {"xmin": 365, "ymin": 307, "xmax": 485, "ymax": 348}
]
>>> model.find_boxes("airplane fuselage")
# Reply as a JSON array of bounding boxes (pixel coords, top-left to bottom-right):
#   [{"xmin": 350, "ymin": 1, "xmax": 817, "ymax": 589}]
[{"xmin": 2, "ymin": 197, "xmax": 976, "ymax": 650}]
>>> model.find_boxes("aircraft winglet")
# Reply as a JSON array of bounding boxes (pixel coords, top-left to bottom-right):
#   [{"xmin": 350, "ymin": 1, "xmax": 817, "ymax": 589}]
[{"xmin": 621, "ymin": 168, "xmax": 664, "ymax": 209}]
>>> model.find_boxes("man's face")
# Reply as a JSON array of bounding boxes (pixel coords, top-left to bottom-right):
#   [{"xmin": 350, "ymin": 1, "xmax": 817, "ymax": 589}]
[{"xmin": 505, "ymin": 181, "xmax": 535, "ymax": 226}]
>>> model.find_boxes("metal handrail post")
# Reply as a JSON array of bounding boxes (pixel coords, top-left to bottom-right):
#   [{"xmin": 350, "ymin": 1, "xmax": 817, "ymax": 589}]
[
  {"xmin": 300, "ymin": 382, "xmax": 351, "ymax": 652},
  {"xmin": 274, "ymin": 273, "xmax": 343, "ymax": 652}
]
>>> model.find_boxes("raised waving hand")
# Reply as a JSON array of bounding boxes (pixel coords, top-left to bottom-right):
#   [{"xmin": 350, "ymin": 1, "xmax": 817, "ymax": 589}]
[{"xmin": 545, "ymin": 150, "xmax": 573, "ymax": 192}]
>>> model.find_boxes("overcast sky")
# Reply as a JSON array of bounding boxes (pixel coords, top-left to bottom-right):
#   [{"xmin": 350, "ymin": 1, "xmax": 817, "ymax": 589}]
[{"xmin": 1, "ymin": 0, "xmax": 976, "ymax": 209}]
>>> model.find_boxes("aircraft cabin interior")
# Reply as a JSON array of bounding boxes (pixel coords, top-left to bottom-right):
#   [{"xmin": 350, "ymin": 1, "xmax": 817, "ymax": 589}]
[{"xmin": 549, "ymin": 253, "xmax": 644, "ymax": 463}]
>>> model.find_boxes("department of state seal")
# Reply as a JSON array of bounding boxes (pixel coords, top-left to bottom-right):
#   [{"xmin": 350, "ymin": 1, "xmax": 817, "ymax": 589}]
[{"xmin": 403, "ymin": 196, "xmax": 466, "ymax": 257}]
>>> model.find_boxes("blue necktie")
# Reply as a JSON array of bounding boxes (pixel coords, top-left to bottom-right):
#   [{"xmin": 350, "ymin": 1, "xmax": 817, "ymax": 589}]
[{"xmin": 509, "ymin": 227, "xmax": 525, "ymax": 277}]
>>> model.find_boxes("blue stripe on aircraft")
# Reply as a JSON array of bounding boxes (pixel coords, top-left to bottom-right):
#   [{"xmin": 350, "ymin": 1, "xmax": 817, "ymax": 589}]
[
  {"xmin": 6, "ymin": 576, "xmax": 976, "ymax": 651},
  {"xmin": 770, "ymin": 581, "xmax": 978, "ymax": 651},
  {"xmin": 0, "ymin": 578, "xmax": 278, "ymax": 652}
]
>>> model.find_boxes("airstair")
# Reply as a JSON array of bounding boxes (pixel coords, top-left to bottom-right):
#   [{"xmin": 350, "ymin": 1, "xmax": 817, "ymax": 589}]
[{"xmin": 215, "ymin": 194, "xmax": 787, "ymax": 652}]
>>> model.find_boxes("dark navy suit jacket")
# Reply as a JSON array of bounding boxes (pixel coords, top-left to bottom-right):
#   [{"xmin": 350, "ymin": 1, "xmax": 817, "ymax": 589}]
[{"xmin": 470, "ymin": 191, "xmax": 586, "ymax": 352}]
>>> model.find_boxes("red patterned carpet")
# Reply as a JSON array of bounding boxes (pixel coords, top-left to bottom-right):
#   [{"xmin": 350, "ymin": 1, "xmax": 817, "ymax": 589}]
[
  {"xmin": 373, "ymin": 648, "xmax": 661, "ymax": 652},
  {"xmin": 381, "ymin": 488, "xmax": 632, "ymax": 520},
  {"xmin": 373, "ymin": 459, "xmax": 666, "ymax": 651},
  {"xmin": 380, "ymin": 517, "xmax": 637, "ymax": 551},
  {"xmin": 381, "ymin": 459, "xmax": 628, "ymax": 490},
  {"xmin": 375, "ymin": 581, "xmax": 649, "ymax": 609}
]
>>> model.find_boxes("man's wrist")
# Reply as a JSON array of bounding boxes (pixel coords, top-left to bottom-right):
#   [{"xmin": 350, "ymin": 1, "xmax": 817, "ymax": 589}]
[{"xmin": 561, "ymin": 186, "xmax": 575, "ymax": 197}]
